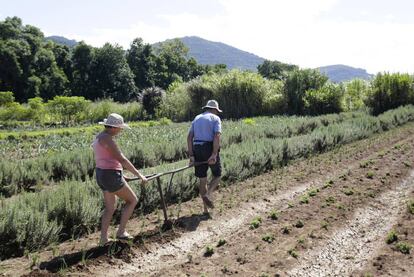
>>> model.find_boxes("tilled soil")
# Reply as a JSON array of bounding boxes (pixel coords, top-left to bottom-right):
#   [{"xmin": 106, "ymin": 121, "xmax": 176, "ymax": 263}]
[
  {"xmin": 2, "ymin": 123, "xmax": 414, "ymax": 277},
  {"xmin": 154, "ymin": 129, "xmax": 414, "ymax": 277}
]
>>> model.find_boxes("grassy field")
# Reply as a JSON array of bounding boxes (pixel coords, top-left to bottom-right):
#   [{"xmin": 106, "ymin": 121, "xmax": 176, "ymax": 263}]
[{"xmin": 1, "ymin": 105, "xmax": 414, "ymax": 260}]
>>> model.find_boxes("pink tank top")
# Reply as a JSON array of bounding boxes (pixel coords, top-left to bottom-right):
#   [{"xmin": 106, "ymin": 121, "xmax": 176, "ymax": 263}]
[{"xmin": 92, "ymin": 136, "xmax": 123, "ymax": 170}]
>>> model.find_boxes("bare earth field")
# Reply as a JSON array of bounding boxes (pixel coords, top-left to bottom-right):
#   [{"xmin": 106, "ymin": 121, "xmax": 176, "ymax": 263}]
[{"xmin": 2, "ymin": 123, "xmax": 414, "ymax": 277}]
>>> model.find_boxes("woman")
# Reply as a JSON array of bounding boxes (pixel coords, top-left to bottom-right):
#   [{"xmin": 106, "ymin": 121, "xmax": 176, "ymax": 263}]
[{"xmin": 93, "ymin": 113, "xmax": 147, "ymax": 244}]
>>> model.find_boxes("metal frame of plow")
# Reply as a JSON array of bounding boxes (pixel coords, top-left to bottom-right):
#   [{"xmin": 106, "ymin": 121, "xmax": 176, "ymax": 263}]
[{"xmin": 125, "ymin": 161, "xmax": 208, "ymax": 228}]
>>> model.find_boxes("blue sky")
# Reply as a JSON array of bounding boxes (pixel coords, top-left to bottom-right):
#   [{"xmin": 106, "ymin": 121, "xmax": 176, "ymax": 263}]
[{"xmin": 1, "ymin": 0, "xmax": 413, "ymax": 73}]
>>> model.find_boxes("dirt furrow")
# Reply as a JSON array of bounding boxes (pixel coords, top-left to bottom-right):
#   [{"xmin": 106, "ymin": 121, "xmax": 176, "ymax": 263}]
[
  {"xmin": 101, "ymin": 154, "xmax": 379, "ymax": 276},
  {"xmin": 287, "ymin": 171, "xmax": 414, "ymax": 276},
  {"xmin": 112, "ymin": 182, "xmax": 316, "ymax": 276}
]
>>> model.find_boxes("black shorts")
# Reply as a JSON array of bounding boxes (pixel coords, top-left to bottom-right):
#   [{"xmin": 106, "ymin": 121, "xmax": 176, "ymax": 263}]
[
  {"xmin": 95, "ymin": 168, "xmax": 125, "ymax": 192},
  {"xmin": 193, "ymin": 143, "xmax": 222, "ymax": 178}
]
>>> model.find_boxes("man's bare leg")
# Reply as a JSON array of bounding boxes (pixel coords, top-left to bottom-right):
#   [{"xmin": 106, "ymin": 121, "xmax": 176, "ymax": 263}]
[
  {"xmin": 198, "ymin": 177, "xmax": 209, "ymax": 213},
  {"xmin": 207, "ymin": 176, "xmax": 221, "ymax": 196}
]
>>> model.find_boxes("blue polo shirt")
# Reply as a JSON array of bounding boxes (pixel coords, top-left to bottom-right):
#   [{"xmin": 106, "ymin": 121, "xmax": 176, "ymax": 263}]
[{"xmin": 189, "ymin": 111, "xmax": 222, "ymax": 144}]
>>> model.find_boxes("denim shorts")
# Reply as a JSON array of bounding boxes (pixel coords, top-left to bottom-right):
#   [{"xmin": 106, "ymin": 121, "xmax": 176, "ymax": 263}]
[
  {"xmin": 95, "ymin": 168, "xmax": 125, "ymax": 192},
  {"xmin": 193, "ymin": 143, "xmax": 222, "ymax": 178}
]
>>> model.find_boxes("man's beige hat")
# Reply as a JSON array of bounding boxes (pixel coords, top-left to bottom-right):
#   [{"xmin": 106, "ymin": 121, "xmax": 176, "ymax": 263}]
[{"xmin": 202, "ymin": 100, "xmax": 222, "ymax": 113}]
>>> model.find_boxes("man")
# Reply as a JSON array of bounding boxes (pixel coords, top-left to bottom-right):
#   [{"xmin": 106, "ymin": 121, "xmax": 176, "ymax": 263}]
[{"xmin": 187, "ymin": 100, "xmax": 222, "ymax": 215}]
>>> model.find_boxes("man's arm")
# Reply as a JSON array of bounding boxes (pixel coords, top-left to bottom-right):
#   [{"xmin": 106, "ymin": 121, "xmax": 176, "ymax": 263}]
[{"xmin": 208, "ymin": 132, "xmax": 221, "ymax": 165}]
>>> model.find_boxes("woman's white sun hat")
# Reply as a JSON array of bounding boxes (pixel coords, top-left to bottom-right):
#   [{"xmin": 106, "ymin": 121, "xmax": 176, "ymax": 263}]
[
  {"xmin": 99, "ymin": 113, "xmax": 131, "ymax": 129},
  {"xmin": 202, "ymin": 99, "xmax": 222, "ymax": 113}
]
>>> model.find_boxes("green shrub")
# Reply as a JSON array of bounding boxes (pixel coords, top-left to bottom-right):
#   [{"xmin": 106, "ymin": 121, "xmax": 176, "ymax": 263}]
[
  {"xmin": 342, "ymin": 79, "xmax": 370, "ymax": 111},
  {"xmin": 0, "ymin": 102, "xmax": 29, "ymax": 121},
  {"xmin": 88, "ymin": 99, "xmax": 144, "ymax": 123},
  {"xmin": 141, "ymin": 86, "xmax": 166, "ymax": 119},
  {"xmin": 159, "ymin": 70, "xmax": 285, "ymax": 120},
  {"xmin": 304, "ymin": 83, "xmax": 343, "ymax": 115},
  {"xmin": 242, "ymin": 118, "xmax": 256, "ymax": 125},
  {"xmin": 284, "ymin": 69, "xmax": 328, "ymax": 115},
  {"xmin": 47, "ymin": 96, "xmax": 90, "ymax": 124},
  {"xmin": 365, "ymin": 73, "xmax": 414, "ymax": 115},
  {"xmin": 0, "ymin": 91, "xmax": 15, "ymax": 106}
]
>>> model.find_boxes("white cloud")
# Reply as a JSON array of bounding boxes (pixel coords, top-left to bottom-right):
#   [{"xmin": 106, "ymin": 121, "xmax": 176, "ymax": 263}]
[{"xmin": 66, "ymin": 0, "xmax": 414, "ymax": 73}]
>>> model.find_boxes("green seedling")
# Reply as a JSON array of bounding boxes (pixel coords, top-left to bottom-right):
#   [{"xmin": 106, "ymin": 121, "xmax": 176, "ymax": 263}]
[
  {"xmin": 300, "ymin": 195, "xmax": 309, "ymax": 204},
  {"xmin": 217, "ymin": 238, "xmax": 227, "ymax": 247},
  {"xmin": 408, "ymin": 200, "xmax": 414, "ymax": 214},
  {"xmin": 30, "ymin": 253, "xmax": 40, "ymax": 269},
  {"xmin": 288, "ymin": 248, "xmax": 298, "ymax": 258},
  {"xmin": 250, "ymin": 216, "xmax": 262, "ymax": 229},
  {"xmin": 204, "ymin": 245, "xmax": 214, "ymax": 257},
  {"xmin": 269, "ymin": 209, "xmax": 279, "ymax": 220},
  {"xmin": 325, "ymin": 196, "xmax": 336, "ymax": 205},
  {"xmin": 386, "ymin": 230, "xmax": 398, "ymax": 244},
  {"xmin": 321, "ymin": 220, "xmax": 329, "ymax": 230},
  {"xmin": 336, "ymin": 203, "xmax": 345, "ymax": 210},
  {"xmin": 282, "ymin": 225, "xmax": 292, "ymax": 234},
  {"xmin": 294, "ymin": 220, "xmax": 304, "ymax": 228},
  {"xmin": 308, "ymin": 188, "xmax": 319, "ymax": 197},
  {"xmin": 395, "ymin": 242, "xmax": 411, "ymax": 254},
  {"xmin": 262, "ymin": 234, "xmax": 274, "ymax": 243},
  {"xmin": 366, "ymin": 171, "xmax": 374, "ymax": 179},
  {"xmin": 343, "ymin": 189, "xmax": 354, "ymax": 196}
]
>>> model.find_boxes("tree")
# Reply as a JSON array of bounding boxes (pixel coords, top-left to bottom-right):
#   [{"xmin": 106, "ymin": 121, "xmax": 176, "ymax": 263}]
[
  {"xmin": 32, "ymin": 48, "xmax": 69, "ymax": 100},
  {"xmin": 126, "ymin": 38, "xmax": 156, "ymax": 90},
  {"xmin": 365, "ymin": 73, "xmax": 414, "ymax": 115},
  {"xmin": 0, "ymin": 17, "xmax": 70, "ymax": 102},
  {"xmin": 0, "ymin": 16, "xmax": 23, "ymax": 40},
  {"xmin": 71, "ymin": 42, "xmax": 95, "ymax": 98},
  {"xmin": 258, "ymin": 60, "xmax": 298, "ymax": 81},
  {"xmin": 153, "ymin": 39, "xmax": 190, "ymax": 89},
  {"xmin": 0, "ymin": 17, "xmax": 34, "ymax": 102},
  {"xmin": 50, "ymin": 43, "xmax": 73, "ymax": 84},
  {"xmin": 284, "ymin": 69, "xmax": 328, "ymax": 115},
  {"xmin": 304, "ymin": 83, "xmax": 343, "ymax": 115},
  {"xmin": 342, "ymin": 79, "xmax": 370, "ymax": 111},
  {"xmin": 92, "ymin": 43, "xmax": 137, "ymax": 102}
]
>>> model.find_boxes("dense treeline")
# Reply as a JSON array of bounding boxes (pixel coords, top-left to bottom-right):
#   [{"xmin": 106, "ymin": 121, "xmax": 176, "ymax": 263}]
[{"xmin": 0, "ymin": 17, "xmax": 224, "ymax": 103}]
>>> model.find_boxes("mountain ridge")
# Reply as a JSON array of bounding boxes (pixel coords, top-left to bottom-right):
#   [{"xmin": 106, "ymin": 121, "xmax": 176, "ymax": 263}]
[
  {"xmin": 46, "ymin": 35, "xmax": 374, "ymax": 82},
  {"xmin": 317, "ymin": 64, "xmax": 373, "ymax": 82}
]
